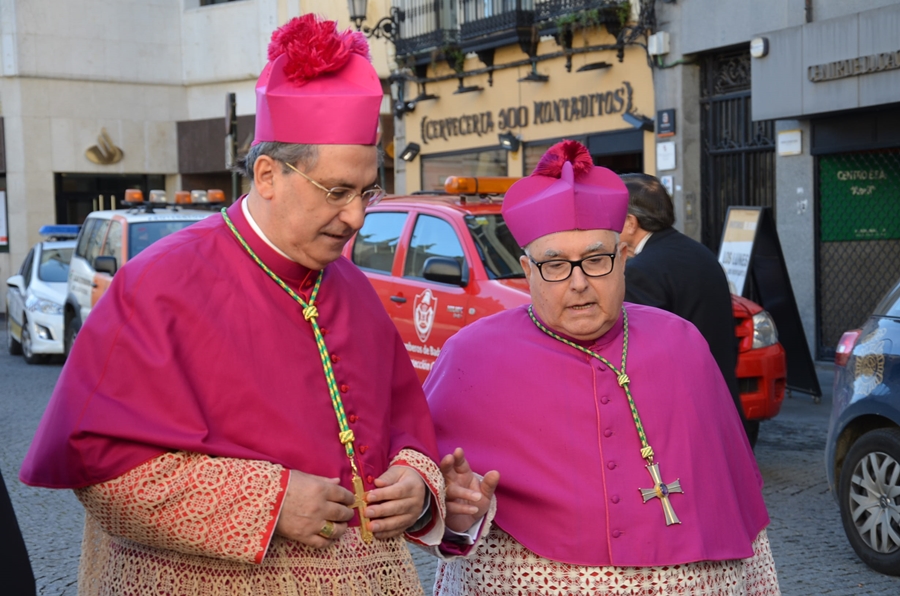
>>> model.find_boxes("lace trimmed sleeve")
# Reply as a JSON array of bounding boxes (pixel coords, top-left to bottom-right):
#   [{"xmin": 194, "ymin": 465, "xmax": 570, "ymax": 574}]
[{"xmin": 75, "ymin": 451, "xmax": 289, "ymax": 564}]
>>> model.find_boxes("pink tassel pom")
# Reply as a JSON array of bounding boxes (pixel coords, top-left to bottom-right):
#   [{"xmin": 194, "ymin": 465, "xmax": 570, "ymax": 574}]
[
  {"xmin": 531, "ymin": 140, "xmax": 594, "ymax": 178},
  {"xmin": 268, "ymin": 14, "xmax": 371, "ymax": 85}
]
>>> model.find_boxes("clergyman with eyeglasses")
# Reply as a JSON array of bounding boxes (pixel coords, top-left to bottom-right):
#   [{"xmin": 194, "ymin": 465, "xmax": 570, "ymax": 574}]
[
  {"xmin": 20, "ymin": 15, "xmax": 491, "ymax": 596},
  {"xmin": 424, "ymin": 140, "xmax": 781, "ymax": 595}
]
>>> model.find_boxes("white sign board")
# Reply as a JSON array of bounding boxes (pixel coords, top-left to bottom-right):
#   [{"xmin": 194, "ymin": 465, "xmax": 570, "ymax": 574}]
[
  {"xmin": 777, "ymin": 129, "xmax": 802, "ymax": 156},
  {"xmin": 718, "ymin": 208, "xmax": 761, "ymax": 295},
  {"xmin": 656, "ymin": 141, "xmax": 676, "ymax": 171},
  {"xmin": 0, "ymin": 191, "xmax": 7, "ymax": 247}
]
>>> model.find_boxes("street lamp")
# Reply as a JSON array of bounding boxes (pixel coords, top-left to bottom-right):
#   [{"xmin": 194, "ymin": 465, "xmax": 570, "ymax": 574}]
[{"xmin": 347, "ymin": 0, "xmax": 405, "ymax": 46}]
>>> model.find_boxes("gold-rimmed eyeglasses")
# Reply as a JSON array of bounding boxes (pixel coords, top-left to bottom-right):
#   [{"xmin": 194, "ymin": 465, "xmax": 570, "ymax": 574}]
[{"xmin": 281, "ymin": 160, "xmax": 386, "ymax": 207}]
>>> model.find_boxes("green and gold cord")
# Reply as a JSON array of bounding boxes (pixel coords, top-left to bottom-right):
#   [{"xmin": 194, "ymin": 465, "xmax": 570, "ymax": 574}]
[
  {"xmin": 222, "ymin": 210, "xmax": 358, "ymax": 463},
  {"xmin": 527, "ymin": 305, "xmax": 655, "ymax": 463}
]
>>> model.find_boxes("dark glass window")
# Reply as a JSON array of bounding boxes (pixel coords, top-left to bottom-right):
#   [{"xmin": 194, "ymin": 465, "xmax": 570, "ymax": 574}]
[
  {"xmin": 128, "ymin": 221, "xmax": 201, "ymax": 259},
  {"xmin": 20, "ymin": 249, "xmax": 35, "ymax": 286},
  {"xmin": 404, "ymin": 215, "xmax": 465, "ymax": 279},
  {"xmin": 85, "ymin": 220, "xmax": 111, "ymax": 265},
  {"xmin": 465, "ymin": 214, "xmax": 524, "ymax": 279},
  {"xmin": 351, "ymin": 212, "xmax": 407, "ymax": 273},
  {"xmin": 75, "ymin": 219, "xmax": 100, "ymax": 259}
]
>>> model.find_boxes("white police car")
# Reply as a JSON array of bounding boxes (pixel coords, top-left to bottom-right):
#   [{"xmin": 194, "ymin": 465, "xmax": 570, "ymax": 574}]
[{"xmin": 6, "ymin": 225, "xmax": 78, "ymax": 363}]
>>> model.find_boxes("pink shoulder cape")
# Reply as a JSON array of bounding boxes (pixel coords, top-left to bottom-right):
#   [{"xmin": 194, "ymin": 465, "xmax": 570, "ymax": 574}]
[
  {"xmin": 425, "ymin": 305, "xmax": 770, "ymax": 567},
  {"xmin": 21, "ymin": 201, "xmax": 438, "ymax": 521}
]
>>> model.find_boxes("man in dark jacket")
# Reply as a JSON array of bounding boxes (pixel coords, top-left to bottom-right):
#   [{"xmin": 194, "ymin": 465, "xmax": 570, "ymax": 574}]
[
  {"xmin": 1, "ymin": 468, "xmax": 36, "ymax": 596},
  {"xmin": 620, "ymin": 173, "xmax": 755, "ymax": 445}
]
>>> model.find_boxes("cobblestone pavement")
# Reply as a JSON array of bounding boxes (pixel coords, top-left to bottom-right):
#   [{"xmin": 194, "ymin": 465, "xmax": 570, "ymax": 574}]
[{"xmin": 2, "ymin": 319, "xmax": 899, "ymax": 595}]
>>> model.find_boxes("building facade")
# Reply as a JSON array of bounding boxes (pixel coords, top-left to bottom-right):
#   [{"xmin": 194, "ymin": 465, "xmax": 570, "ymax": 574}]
[
  {"xmin": 390, "ymin": 0, "xmax": 654, "ymax": 193},
  {"xmin": 649, "ymin": 0, "xmax": 900, "ymax": 358},
  {"xmin": 0, "ymin": 0, "xmax": 397, "ymax": 309}
]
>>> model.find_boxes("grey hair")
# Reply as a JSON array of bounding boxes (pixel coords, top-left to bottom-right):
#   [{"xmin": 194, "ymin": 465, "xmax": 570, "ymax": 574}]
[
  {"xmin": 235, "ymin": 141, "xmax": 385, "ymax": 182},
  {"xmin": 236, "ymin": 142, "xmax": 319, "ymax": 180},
  {"xmin": 619, "ymin": 173, "xmax": 675, "ymax": 232},
  {"xmin": 523, "ymin": 232, "xmax": 620, "ymax": 256}
]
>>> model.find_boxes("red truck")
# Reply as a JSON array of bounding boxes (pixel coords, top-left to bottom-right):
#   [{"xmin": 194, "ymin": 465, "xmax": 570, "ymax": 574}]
[{"xmin": 342, "ymin": 177, "xmax": 786, "ymax": 444}]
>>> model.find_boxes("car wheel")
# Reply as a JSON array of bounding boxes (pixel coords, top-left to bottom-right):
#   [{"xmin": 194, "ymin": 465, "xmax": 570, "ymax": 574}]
[
  {"xmin": 64, "ymin": 316, "xmax": 80, "ymax": 357},
  {"xmin": 838, "ymin": 427, "xmax": 900, "ymax": 576},
  {"xmin": 6, "ymin": 310, "xmax": 22, "ymax": 355},
  {"xmin": 745, "ymin": 420, "xmax": 760, "ymax": 449},
  {"xmin": 20, "ymin": 322, "xmax": 47, "ymax": 365}
]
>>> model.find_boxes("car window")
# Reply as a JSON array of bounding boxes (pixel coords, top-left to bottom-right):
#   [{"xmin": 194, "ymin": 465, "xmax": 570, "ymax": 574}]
[
  {"xmin": 875, "ymin": 277, "xmax": 900, "ymax": 318},
  {"xmin": 85, "ymin": 220, "xmax": 111, "ymax": 266},
  {"xmin": 404, "ymin": 215, "xmax": 465, "ymax": 279},
  {"xmin": 128, "ymin": 220, "xmax": 199, "ymax": 258},
  {"xmin": 352, "ymin": 212, "xmax": 407, "ymax": 273},
  {"xmin": 101, "ymin": 221, "xmax": 123, "ymax": 260},
  {"xmin": 38, "ymin": 247, "xmax": 74, "ymax": 282},
  {"xmin": 465, "ymin": 214, "xmax": 525, "ymax": 279},
  {"xmin": 20, "ymin": 248, "xmax": 35, "ymax": 286},
  {"xmin": 75, "ymin": 219, "xmax": 100, "ymax": 259}
]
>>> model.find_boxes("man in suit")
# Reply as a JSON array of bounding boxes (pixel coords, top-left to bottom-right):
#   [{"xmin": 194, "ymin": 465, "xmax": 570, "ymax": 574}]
[
  {"xmin": 620, "ymin": 173, "xmax": 755, "ymax": 445},
  {"xmin": 0, "ymin": 468, "xmax": 35, "ymax": 596}
]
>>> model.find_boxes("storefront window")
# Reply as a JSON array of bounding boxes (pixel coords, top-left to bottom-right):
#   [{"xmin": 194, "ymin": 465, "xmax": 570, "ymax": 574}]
[{"xmin": 421, "ymin": 149, "xmax": 507, "ymax": 191}]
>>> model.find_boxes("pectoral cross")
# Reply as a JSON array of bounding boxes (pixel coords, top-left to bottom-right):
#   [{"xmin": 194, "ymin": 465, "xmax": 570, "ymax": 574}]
[
  {"xmin": 639, "ymin": 462, "xmax": 683, "ymax": 526},
  {"xmin": 351, "ymin": 473, "xmax": 374, "ymax": 543}
]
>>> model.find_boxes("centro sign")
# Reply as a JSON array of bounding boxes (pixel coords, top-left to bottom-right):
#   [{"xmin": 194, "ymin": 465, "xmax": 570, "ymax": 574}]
[{"xmin": 420, "ymin": 81, "xmax": 634, "ymax": 145}]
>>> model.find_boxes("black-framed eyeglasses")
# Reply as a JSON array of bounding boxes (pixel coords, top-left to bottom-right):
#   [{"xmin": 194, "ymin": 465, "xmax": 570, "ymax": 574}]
[
  {"xmin": 529, "ymin": 253, "xmax": 617, "ymax": 282},
  {"xmin": 282, "ymin": 161, "xmax": 386, "ymax": 207}
]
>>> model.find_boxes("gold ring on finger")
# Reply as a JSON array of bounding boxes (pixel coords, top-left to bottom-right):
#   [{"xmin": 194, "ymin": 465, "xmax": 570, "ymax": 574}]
[{"xmin": 318, "ymin": 520, "xmax": 335, "ymax": 539}]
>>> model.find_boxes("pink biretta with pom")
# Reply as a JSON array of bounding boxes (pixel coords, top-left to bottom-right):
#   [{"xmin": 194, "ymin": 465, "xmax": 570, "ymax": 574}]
[
  {"xmin": 501, "ymin": 140, "xmax": 630, "ymax": 247},
  {"xmin": 254, "ymin": 15, "xmax": 382, "ymax": 146}
]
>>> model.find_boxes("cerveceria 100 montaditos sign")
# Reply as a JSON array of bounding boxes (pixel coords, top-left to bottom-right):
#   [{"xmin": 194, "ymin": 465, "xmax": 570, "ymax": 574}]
[{"xmin": 420, "ymin": 82, "xmax": 634, "ymax": 145}]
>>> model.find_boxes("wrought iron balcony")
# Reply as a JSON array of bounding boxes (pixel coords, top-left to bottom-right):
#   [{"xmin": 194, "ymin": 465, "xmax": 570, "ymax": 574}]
[
  {"xmin": 395, "ymin": 0, "xmax": 459, "ymax": 59},
  {"xmin": 458, "ymin": 0, "xmax": 535, "ymax": 53},
  {"xmin": 534, "ymin": 0, "xmax": 626, "ymax": 23}
]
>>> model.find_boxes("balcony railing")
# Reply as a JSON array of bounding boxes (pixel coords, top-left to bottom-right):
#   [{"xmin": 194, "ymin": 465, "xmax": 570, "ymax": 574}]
[
  {"xmin": 392, "ymin": 0, "xmax": 627, "ymax": 58},
  {"xmin": 458, "ymin": 0, "xmax": 534, "ymax": 52},
  {"xmin": 534, "ymin": 0, "xmax": 625, "ymax": 23},
  {"xmin": 395, "ymin": 0, "xmax": 458, "ymax": 58}
]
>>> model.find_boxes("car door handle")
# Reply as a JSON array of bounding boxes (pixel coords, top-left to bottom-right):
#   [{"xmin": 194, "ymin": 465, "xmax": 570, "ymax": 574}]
[{"xmin": 390, "ymin": 296, "xmax": 407, "ymax": 303}]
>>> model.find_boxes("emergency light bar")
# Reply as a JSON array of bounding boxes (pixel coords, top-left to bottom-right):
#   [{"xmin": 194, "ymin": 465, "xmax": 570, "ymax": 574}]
[
  {"xmin": 444, "ymin": 176, "xmax": 518, "ymax": 195},
  {"xmin": 123, "ymin": 188, "xmax": 226, "ymax": 208},
  {"xmin": 38, "ymin": 224, "xmax": 81, "ymax": 239}
]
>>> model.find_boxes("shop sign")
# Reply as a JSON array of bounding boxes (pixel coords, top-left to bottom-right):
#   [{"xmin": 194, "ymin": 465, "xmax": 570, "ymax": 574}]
[
  {"xmin": 808, "ymin": 50, "xmax": 900, "ymax": 82},
  {"xmin": 820, "ymin": 153, "xmax": 900, "ymax": 241},
  {"xmin": 420, "ymin": 81, "xmax": 634, "ymax": 145}
]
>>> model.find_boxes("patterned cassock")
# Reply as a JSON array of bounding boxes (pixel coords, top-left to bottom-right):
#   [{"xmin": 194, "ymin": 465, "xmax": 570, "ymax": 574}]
[
  {"xmin": 22, "ymin": 199, "xmax": 446, "ymax": 596},
  {"xmin": 426, "ymin": 305, "xmax": 781, "ymax": 595}
]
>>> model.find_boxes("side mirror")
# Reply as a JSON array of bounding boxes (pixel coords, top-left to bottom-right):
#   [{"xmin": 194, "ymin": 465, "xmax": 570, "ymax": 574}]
[
  {"xmin": 422, "ymin": 257, "xmax": 468, "ymax": 287},
  {"xmin": 93, "ymin": 256, "xmax": 118, "ymax": 276},
  {"xmin": 6, "ymin": 274, "xmax": 24, "ymax": 291}
]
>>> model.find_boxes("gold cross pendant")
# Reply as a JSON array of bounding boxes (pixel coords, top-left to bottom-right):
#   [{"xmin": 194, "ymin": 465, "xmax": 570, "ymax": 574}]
[
  {"xmin": 639, "ymin": 462, "xmax": 683, "ymax": 526},
  {"xmin": 351, "ymin": 473, "xmax": 374, "ymax": 543}
]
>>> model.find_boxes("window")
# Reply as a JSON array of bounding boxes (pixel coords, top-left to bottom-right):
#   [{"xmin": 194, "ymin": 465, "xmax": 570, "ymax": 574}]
[
  {"xmin": 128, "ymin": 221, "xmax": 201, "ymax": 259},
  {"xmin": 101, "ymin": 221, "xmax": 122, "ymax": 261},
  {"xmin": 75, "ymin": 219, "xmax": 100, "ymax": 259},
  {"xmin": 38, "ymin": 247, "xmax": 74, "ymax": 283},
  {"xmin": 352, "ymin": 212, "xmax": 407, "ymax": 273},
  {"xmin": 85, "ymin": 220, "xmax": 111, "ymax": 266},
  {"xmin": 465, "ymin": 214, "xmax": 524, "ymax": 279},
  {"xmin": 404, "ymin": 215, "xmax": 465, "ymax": 279},
  {"xmin": 20, "ymin": 249, "xmax": 35, "ymax": 287}
]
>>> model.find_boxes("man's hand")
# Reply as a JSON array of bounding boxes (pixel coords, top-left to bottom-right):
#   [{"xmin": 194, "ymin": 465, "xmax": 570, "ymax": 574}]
[
  {"xmin": 275, "ymin": 471, "xmax": 355, "ymax": 549},
  {"xmin": 364, "ymin": 465, "xmax": 428, "ymax": 540},
  {"xmin": 441, "ymin": 447, "xmax": 499, "ymax": 533}
]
